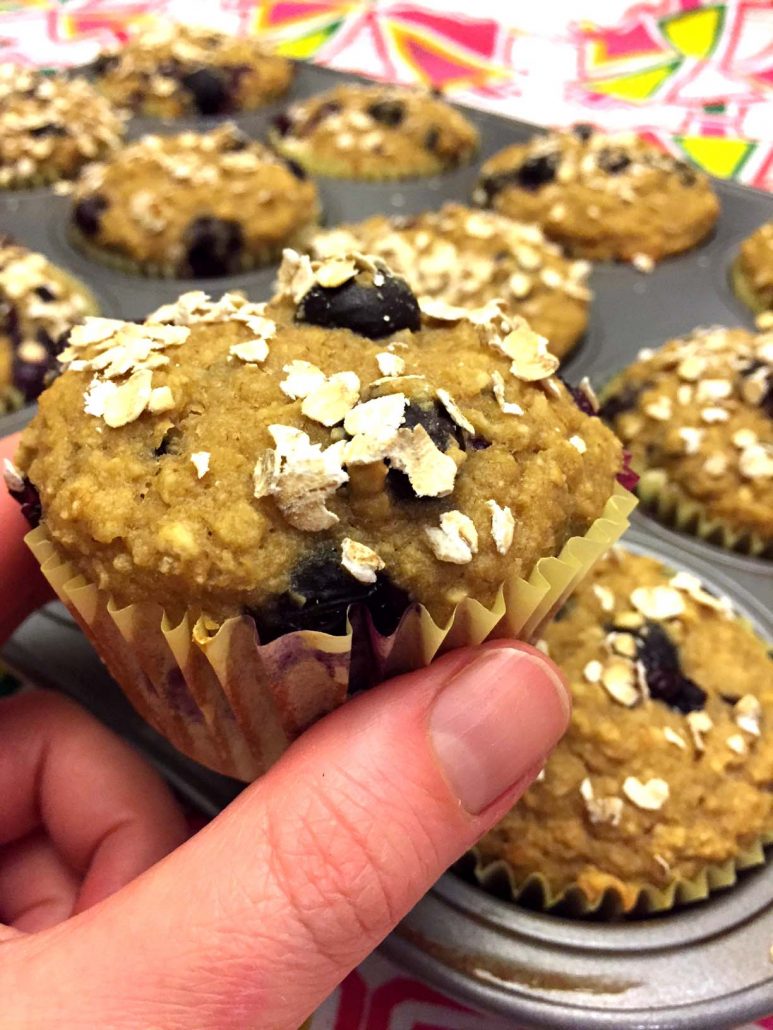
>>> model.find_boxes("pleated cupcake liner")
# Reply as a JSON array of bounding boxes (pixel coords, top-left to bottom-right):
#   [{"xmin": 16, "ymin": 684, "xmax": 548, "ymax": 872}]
[
  {"xmin": 468, "ymin": 829, "xmax": 773, "ymax": 919},
  {"xmin": 26, "ymin": 486, "xmax": 636, "ymax": 781},
  {"xmin": 68, "ymin": 211, "xmax": 320, "ymax": 281},
  {"xmin": 636, "ymin": 468, "xmax": 771, "ymax": 559}
]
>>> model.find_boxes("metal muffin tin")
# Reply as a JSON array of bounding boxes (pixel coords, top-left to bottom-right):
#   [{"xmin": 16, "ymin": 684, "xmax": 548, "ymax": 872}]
[{"xmin": 2, "ymin": 59, "xmax": 772, "ymax": 1029}]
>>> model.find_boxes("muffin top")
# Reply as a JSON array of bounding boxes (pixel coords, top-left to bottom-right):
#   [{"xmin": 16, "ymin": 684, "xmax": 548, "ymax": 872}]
[
  {"xmin": 93, "ymin": 21, "xmax": 293, "ymax": 117},
  {"xmin": 307, "ymin": 204, "xmax": 591, "ymax": 361},
  {"xmin": 474, "ymin": 125, "xmax": 719, "ymax": 263},
  {"xmin": 13, "ymin": 251, "xmax": 623, "ymax": 631},
  {"xmin": 0, "ymin": 64, "xmax": 126, "ymax": 188},
  {"xmin": 476, "ymin": 548, "xmax": 773, "ymax": 910},
  {"xmin": 70, "ymin": 123, "xmax": 320, "ymax": 276},
  {"xmin": 735, "ymin": 220, "xmax": 773, "ymax": 319},
  {"xmin": 601, "ymin": 327, "xmax": 773, "ymax": 546},
  {"xmin": 0, "ymin": 239, "xmax": 97, "ymax": 410},
  {"xmin": 269, "ymin": 84, "xmax": 479, "ymax": 179}
]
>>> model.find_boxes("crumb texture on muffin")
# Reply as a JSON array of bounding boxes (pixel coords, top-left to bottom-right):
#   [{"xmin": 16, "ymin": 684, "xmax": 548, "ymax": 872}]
[
  {"xmin": 308, "ymin": 204, "xmax": 590, "ymax": 360},
  {"xmin": 735, "ymin": 220, "xmax": 773, "ymax": 319},
  {"xmin": 474, "ymin": 126, "xmax": 719, "ymax": 262},
  {"xmin": 16, "ymin": 251, "xmax": 623, "ymax": 631},
  {"xmin": 93, "ymin": 21, "xmax": 292, "ymax": 118},
  {"xmin": 0, "ymin": 239, "xmax": 97, "ymax": 412},
  {"xmin": 0, "ymin": 64, "xmax": 126, "ymax": 188},
  {"xmin": 270, "ymin": 84, "xmax": 479, "ymax": 180},
  {"xmin": 476, "ymin": 548, "xmax": 773, "ymax": 910},
  {"xmin": 69, "ymin": 124, "xmax": 320, "ymax": 277},
  {"xmin": 601, "ymin": 327, "xmax": 772, "ymax": 548}
]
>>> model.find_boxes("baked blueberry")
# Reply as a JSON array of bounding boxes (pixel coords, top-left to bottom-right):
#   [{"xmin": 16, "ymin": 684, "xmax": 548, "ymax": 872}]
[
  {"xmin": 572, "ymin": 123, "xmax": 594, "ymax": 142},
  {"xmin": 296, "ymin": 266, "xmax": 420, "ymax": 339},
  {"xmin": 635, "ymin": 621, "xmax": 707, "ymax": 713},
  {"xmin": 516, "ymin": 153, "xmax": 558, "ymax": 190},
  {"xmin": 367, "ymin": 99, "xmax": 405, "ymax": 126},
  {"xmin": 181, "ymin": 68, "xmax": 230, "ymax": 115},
  {"xmin": 599, "ymin": 382, "xmax": 645, "ymax": 422},
  {"xmin": 183, "ymin": 216, "xmax": 244, "ymax": 278},
  {"xmin": 424, "ymin": 126, "xmax": 440, "ymax": 153},
  {"xmin": 248, "ymin": 544, "xmax": 411, "ymax": 641},
  {"xmin": 29, "ymin": 123, "xmax": 68, "ymax": 138},
  {"xmin": 6, "ymin": 472, "xmax": 42, "ymax": 528},
  {"xmin": 597, "ymin": 148, "xmax": 631, "ymax": 175},
  {"xmin": 73, "ymin": 194, "xmax": 108, "ymax": 238}
]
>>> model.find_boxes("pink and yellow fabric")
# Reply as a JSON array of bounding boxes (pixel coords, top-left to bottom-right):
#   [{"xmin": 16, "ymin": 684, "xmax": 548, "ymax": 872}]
[
  {"xmin": 1, "ymin": 0, "xmax": 772, "ymax": 189},
  {"xmin": 2, "ymin": 2, "xmax": 772, "ymax": 1027}
]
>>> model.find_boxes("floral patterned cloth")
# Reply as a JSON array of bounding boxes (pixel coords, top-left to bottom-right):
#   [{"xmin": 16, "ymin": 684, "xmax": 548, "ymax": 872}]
[{"xmin": 3, "ymin": 2, "xmax": 772, "ymax": 1027}]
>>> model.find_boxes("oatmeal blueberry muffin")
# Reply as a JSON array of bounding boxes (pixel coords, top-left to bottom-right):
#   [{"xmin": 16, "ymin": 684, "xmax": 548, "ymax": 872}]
[
  {"xmin": 69, "ymin": 123, "xmax": 320, "ymax": 277},
  {"xmin": 474, "ymin": 124, "xmax": 719, "ymax": 264},
  {"xmin": 0, "ymin": 64, "xmax": 126, "ymax": 189},
  {"xmin": 733, "ymin": 221, "xmax": 773, "ymax": 324},
  {"xmin": 92, "ymin": 21, "xmax": 292, "ymax": 118},
  {"xmin": 601, "ymin": 327, "xmax": 772, "ymax": 555},
  {"xmin": 307, "ymin": 204, "xmax": 591, "ymax": 361},
  {"xmin": 8, "ymin": 251, "xmax": 632, "ymax": 778},
  {"xmin": 0, "ymin": 239, "xmax": 98, "ymax": 414},
  {"xmin": 475, "ymin": 548, "xmax": 773, "ymax": 915},
  {"xmin": 269, "ymin": 84, "xmax": 479, "ymax": 180}
]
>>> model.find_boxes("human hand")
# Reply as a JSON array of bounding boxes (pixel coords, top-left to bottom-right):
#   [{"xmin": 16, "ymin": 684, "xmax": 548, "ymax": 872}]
[
  {"xmin": 1, "ymin": 436, "xmax": 570, "ymax": 1029},
  {"xmin": 1, "ymin": 642, "xmax": 568, "ymax": 1028}
]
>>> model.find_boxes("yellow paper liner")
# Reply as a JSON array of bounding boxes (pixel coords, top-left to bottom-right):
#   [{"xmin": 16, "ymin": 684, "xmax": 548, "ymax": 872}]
[
  {"xmin": 636, "ymin": 468, "xmax": 771, "ymax": 558},
  {"xmin": 26, "ymin": 486, "xmax": 636, "ymax": 781},
  {"xmin": 468, "ymin": 830, "xmax": 773, "ymax": 919},
  {"xmin": 68, "ymin": 212, "xmax": 320, "ymax": 280}
]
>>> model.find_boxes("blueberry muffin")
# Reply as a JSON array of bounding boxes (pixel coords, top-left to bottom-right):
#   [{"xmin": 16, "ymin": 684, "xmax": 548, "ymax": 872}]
[
  {"xmin": 92, "ymin": 21, "xmax": 293, "ymax": 118},
  {"xmin": 475, "ymin": 548, "xmax": 773, "ymax": 914},
  {"xmin": 69, "ymin": 123, "xmax": 320, "ymax": 277},
  {"xmin": 733, "ymin": 221, "xmax": 773, "ymax": 324},
  {"xmin": 269, "ymin": 84, "xmax": 479, "ymax": 180},
  {"xmin": 0, "ymin": 64, "xmax": 126, "ymax": 189},
  {"xmin": 0, "ymin": 239, "xmax": 98, "ymax": 414},
  {"xmin": 601, "ymin": 327, "xmax": 772, "ymax": 555},
  {"xmin": 474, "ymin": 125, "xmax": 719, "ymax": 264},
  {"xmin": 307, "ymin": 204, "xmax": 591, "ymax": 361},
  {"xmin": 9, "ymin": 252, "xmax": 631, "ymax": 777}
]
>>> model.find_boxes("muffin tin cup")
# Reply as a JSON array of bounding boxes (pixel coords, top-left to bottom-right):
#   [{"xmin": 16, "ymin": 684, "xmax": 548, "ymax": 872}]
[
  {"xmin": 24, "ymin": 488, "xmax": 635, "ymax": 781},
  {"xmin": 468, "ymin": 828, "xmax": 773, "ymax": 918},
  {"xmin": 635, "ymin": 467, "xmax": 771, "ymax": 559}
]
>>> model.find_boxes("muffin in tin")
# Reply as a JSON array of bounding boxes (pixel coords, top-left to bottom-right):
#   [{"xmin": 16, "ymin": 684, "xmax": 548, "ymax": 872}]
[
  {"xmin": 0, "ymin": 238, "xmax": 98, "ymax": 413},
  {"xmin": 601, "ymin": 327, "xmax": 772, "ymax": 555},
  {"xmin": 307, "ymin": 204, "xmax": 591, "ymax": 361},
  {"xmin": 733, "ymin": 220, "xmax": 773, "ymax": 324},
  {"xmin": 474, "ymin": 125, "xmax": 719, "ymax": 264},
  {"xmin": 269, "ymin": 84, "xmax": 479, "ymax": 180},
  {"xmin": 69, "ymin": 123, "xmax": 320, "ymax": 278},
  {"xmin": 9, "ymin": 251, "xmax": 632, "ymax": 778},
  {"xmin": 92, "ymin": 22, "xmax": 293, "ymax": 118},
  {"xmin": 0, "ymin": 64, "xmax": 126, "ymax": 189},
  {"xmin": 475, "ymin": 548, "xmax": 773, "ymax": 915}
]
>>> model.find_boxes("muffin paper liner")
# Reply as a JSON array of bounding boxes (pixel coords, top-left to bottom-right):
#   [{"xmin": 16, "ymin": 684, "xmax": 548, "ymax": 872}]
[
  {"xmin": 268, "ymin": 131, "xmax": 477, "ymax": 182},
  {"xmin": 468, "ymin": 829, "xmax": 773, "ymax": 919},
  {"xmin": 636, "ymin": 468, "xmax": 771, "ymax": 558},
  {"xmin": 25, "ymin": 486, "xmax": 636, "ymax": 781},
  {"xmin": 68, "ymin": 214, "xmax": 320, "ymax": 280}
]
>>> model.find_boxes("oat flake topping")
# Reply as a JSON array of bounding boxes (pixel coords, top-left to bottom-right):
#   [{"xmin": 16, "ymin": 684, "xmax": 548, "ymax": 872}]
[
  {"xmin": 341, "ymin": 538, "xmax": 385, "ymax": 584},
  {"xmin": 425, "ymin": 511, "xmax": 479, "ymax": 564},
  {"xmin": 622, "ymin": 776, "xmax": 670, "ymax": 811}
]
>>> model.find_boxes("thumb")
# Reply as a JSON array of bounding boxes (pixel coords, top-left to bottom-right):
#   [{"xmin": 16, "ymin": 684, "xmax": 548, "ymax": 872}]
[{"xmin": 10, "ymin": 641, "xmax": 570, "ymax": 1029}]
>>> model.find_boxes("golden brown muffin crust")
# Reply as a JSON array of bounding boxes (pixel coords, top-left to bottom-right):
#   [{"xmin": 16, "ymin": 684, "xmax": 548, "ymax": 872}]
[
  {"xmin": 269, "ymin": 84, "xmax": 479, "ymax": 180},
  {"xmin": 474, "ymin": 127, "xmax": 719, "ymax": 263},
  {"xmin": 477, "ymin": 549, "xmax": 773, "ymax": 908},
  {"xmin": 16, "ymin": 253, "xmax": 622, "ymax": 628},
  {"xmin": 307, "ymin": 204, "xmax": 590, "ymax": 360}
]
